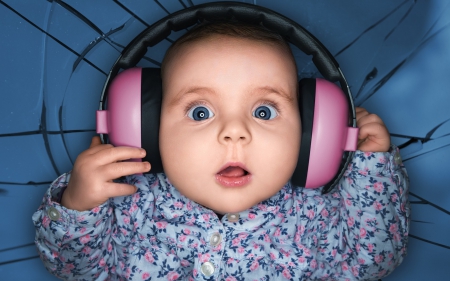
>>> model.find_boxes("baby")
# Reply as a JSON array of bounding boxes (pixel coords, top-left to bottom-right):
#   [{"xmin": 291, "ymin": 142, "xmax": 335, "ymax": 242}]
[{"xmin": 33, "ymin": 21, "xmax": 410, "ymax": 280}]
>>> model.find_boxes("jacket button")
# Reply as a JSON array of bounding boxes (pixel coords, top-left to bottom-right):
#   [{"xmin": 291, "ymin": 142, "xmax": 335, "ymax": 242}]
[
  {"xmin": 226, "ymin": 213, "xmax": 240, "ymax": 222},
  {"xmin": 47, "ymin": 207, "xmax": 61, "ymax": 221},
  {"xmin": 210, "ymin": 233, "xmax": 222, "ymax": 247},
  {"xmin": 201, "ymin": 261, "xmax": 215, "ymax": 277}
]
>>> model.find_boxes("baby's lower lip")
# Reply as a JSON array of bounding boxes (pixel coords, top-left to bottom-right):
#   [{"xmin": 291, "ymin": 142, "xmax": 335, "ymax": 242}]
[{"xmin": 215, "ymin": 174, "xmax": 252, "ymax": 187}]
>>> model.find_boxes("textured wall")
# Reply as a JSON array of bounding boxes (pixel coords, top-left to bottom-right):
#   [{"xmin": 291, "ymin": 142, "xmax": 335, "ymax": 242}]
[{"xmin": 0, "ymin": 0, "xmax": 449, "ymax": 280}]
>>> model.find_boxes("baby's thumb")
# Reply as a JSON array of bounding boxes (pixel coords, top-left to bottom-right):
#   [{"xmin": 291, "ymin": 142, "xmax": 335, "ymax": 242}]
[{"xmin": 90, "ymin": 136, "xmax": 102, "ymax": 148}]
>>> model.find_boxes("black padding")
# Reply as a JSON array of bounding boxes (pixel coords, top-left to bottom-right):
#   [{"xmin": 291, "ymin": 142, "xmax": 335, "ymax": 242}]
[
  {"xmin": 141, "ymin": 68, "xmax": 164, "ymax": 173},
  {"xmin": 291, "ymin": 78, "xmax": 316, "ymax": 187},
  {"xmin": 117, "ymin": 2, "xmax": 341, "ymax": 81}
]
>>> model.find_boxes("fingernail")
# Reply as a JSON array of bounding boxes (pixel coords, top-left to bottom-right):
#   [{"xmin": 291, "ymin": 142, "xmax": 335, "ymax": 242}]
[{"xmin": 140, "ymin": 149, "xmax": 146, "ymax": 156}]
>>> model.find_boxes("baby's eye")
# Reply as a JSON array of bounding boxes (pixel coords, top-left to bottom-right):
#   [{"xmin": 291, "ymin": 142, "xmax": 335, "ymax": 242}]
[
  {"xmin": 187, "ymin": 105, "xmax": 215, "ymax": 121},
  {"xmin": 253, "ymin": 104, "xmax": 278, "ymax": 120}
]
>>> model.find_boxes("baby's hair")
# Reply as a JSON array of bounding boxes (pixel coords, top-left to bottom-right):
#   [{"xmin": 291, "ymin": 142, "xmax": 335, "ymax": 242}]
[{"xmin": 161, "ymin": 20, "xmax": 297, "ymax": 79}]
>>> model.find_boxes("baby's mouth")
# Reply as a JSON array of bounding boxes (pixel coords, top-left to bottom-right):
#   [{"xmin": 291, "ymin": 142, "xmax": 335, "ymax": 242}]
[
  {"xmin": 215, "ymin": 163, "xmax": 252, "ymax": 187},
  {"xmin": 217, "ymin": 166, "xmax": 250, "ymax": 177}
]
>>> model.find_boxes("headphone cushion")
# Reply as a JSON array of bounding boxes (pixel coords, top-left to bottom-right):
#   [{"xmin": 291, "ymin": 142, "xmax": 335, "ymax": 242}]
[
  {"xmin": 303, "ymin": 78, "xmax": 354, "ymax": 188},
  {"xmin": 96, "ymin": 67, "xmax": 164, "ymax": 173}
]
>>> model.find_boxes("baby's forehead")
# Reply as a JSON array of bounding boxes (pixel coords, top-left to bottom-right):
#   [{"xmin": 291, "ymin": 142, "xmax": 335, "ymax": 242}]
[{"xmin": 162, "ymin": 34, "xmax": 297, "ymax": 80}]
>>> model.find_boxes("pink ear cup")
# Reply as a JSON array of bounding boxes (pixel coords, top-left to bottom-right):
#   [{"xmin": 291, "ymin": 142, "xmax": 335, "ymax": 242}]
[
  {"xmin": 304, "ymin": 78, "xmax": 359, "ymax": 188},
  {"xmin": 96, "ymin": 67, "xmax": 142, "ymax": 149}
]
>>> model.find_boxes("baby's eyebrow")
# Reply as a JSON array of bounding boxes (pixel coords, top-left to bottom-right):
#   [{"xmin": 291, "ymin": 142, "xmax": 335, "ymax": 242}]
[
  {"xmin": 252, "ymin": 86, "xmax": 294, "ymax": 103},
  {"xmin": 168, "ymin": 87, "xmax": 216, "ymax": 107},
  {"xmin": 167, "ymin": 85, "xmax": 293, "ymax": 107}
]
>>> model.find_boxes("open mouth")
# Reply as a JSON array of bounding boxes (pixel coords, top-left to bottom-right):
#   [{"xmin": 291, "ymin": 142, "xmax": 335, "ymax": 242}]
[{"xmin": 215, "ymin": 163, "xmax": 252, "ymax": 187}]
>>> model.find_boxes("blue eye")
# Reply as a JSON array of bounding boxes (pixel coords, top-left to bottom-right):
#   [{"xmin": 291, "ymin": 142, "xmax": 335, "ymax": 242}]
[
  {"xmin": 187, "ymin": 105, "xmax": 214, "ymax": 121},
  {"xmin": 253, "ymin": 104, "xmax": 278, "ymax": 120}
]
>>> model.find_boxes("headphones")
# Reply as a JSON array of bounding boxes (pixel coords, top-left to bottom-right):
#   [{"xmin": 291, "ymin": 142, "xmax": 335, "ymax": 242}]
[{"xmin": 96, "ymin": 2, "xmax": 359, "ymax": 192}]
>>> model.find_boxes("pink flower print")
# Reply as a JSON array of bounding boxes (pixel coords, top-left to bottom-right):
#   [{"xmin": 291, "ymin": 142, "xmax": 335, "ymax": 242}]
[
  {"xmin": 264, "ymin": 234, "xmax": 271, "ymax": 243},
  {"xmin": 42, "ymin": 216, "xmax": 50, "ymax": 228},
  {"xmin": 202, "ymin": 214, "xmax": 210, "ymax": 222},
  {"xmin": 250, "ymin": 261, "xmax": 259, "ymax": 271},
  {"xmin": 248, "ymin": 213, "xmax": 256, "ymax": 219},
  {"xmin": 61, "ymin": 263, "xmax": 75, "ymax": 275},
  {"xmin": 393, "ymin": 232, "xmax": 401, "ymax": 242},
  {"xmin": 181, "ymin": 259, "xmax": 190, "ymax": 267},
  {"xmin": 145, "ymin": 251, "xmax": 154, "ymax": 263},
  {"xmin": 367, "ymin": 243, "xmax": 374, "ymax": 253},
  {"xmin": 156, "ymin": 221, "xmax": 167, "ymax": 229},
  {"xmin": 199, "ymin": 253, "xmax": 210, "ymax": 263},
  {"xmin": 167, "ymin": 272, "xmax": 179, "ymax": 281},
  {"xmin": 238, "ymin": 247, "xmax": 245, "ymax": 254},
  {"xmin": 123, "ymin": 216, "xmax": 130, "ymax": 225},
  {"xmin": 227, "ymin": 258, "xmax": 234, "ymax": 264},
  {"xmin": 258, "ymin": 203, "xmax": 268, "ymax": 211},
  {"xmin": 274, "ymin": 227, "xmax": 281, "ymax": 237},
  {"xmin": 226, "ymin": 277, "xmax": 237, "ymax": 281},
  {"xmin": 129, "ymin": 203, "xmax": 138, "ymax": 213},
  {"xmin": 331, "ymin": 249, "xmax": 337, "ymax": 257},
  {"xmin": 389, "ymin": 223, "xmax": 398, "ymax": 234},
  {"xmin": 174, "ymin": 201, "xmax": 183, "ymax": 209},
  {"xmin": 298, "ymin": 225, "xmax": 305, "ymax": 235},
  {"xmin": 351, "ymin": 265, "xmax": 360, "ymax": 277},
  {"xmin": 374, "ymin": 254, "xmax": 384, "ymax": 264},
  {"xmin": 179, "ymin": 235, "xmax": 187, "ymax": 242},
  {"xmin": 183, "ymin": 228, "xmax": 191, "ymax": 235},
  {"xmin": 282, "ymin": 269, "xmax": 292, "ymax": 279},
  {"xmin": 238, "ymin": 233, "xmax": 248, "ymax": 240},
  {"xmin": 341, "ymin": 261, "xmax": 349, "ymax": 271},
  {"xmin": 374, "ymin": 182, "xmax": 384, "ymax": 193},
  {"xmin": 270, "ymin": 253, "xmax": 276, "ymax": 260},
  {"xmin": 320, "ymin": 208, "xmax": 329, "ymax": 218},
  {"xmin": 358, "ymin": 258, "xmax": 365, "ymax": 264},
  {"xmin": 345, "ymin": 199, "xmax": 352, "ymax": 206},
  {"xmin": 356, "ymin": 243, "xmax": 360, "ymax": 253},
  {"xmin": 347, "ymin": 217, "xmax": 355, "ymax": 228},
  {"xmin": 391, "ymin": 193, "xmax": 398, "ymax": 203},
  {"xmin": 374, "ymin": 201, "xmax": 383, "ymax": 210},
  {"xmin": 76, "ymin": 216, "xmax": 85, "ymax": 222},
  {"xmin": 79, "ymin": 235, "xmax": 90, "ymax": 244},
  {"xmin": 99, "ymin": 258, "xmax": 106, "ymax": 267},
  {"xmin": 360, "ymin": 227, "xmax": 367, "ymax": 238},
  {"xmin": 92, "ymin": 206, "xmax": 100, "ymax": 213},
  {"xmin": 132, "ymin": 192, "xmax": 140, "ymax": 202},
  {"xmin": 82, "ymin": 246, "xmax": 91, "ymax": 255},
  {"xmin": 107, "ymin": 242, "xmax": 113, "ymax": 252},
  {"xmin": 303, "ymin": 248, "xmax": 311, "ymax": 257},
  {"xmin": 142, "ymin": 272, "xmax": 150, "ymax": 280},
  {"xmin": 310, "ymin": 259, "xmax": 317, "ymax": 269},
  {"xmin": 232, "ymin": 237, "xmax": 240, "ymax": 246},
  {"xmin": 307, "ymin": 210, "xmax": 315, "ymax": 219},
  {"xmin": 298, "ymin": 256, "xmax": 306, "ymax": 263}
]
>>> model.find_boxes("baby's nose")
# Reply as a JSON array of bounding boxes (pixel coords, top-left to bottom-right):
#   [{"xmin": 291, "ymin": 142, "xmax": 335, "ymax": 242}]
[{"xmin": 218, "ymin": 118, "xmax": 252, "ymax": 144}]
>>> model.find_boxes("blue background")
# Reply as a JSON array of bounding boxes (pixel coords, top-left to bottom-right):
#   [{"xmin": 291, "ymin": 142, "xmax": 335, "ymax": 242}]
[{"xmin": 1, "ymin": 0, "xmax": 449, "ymax": 280}]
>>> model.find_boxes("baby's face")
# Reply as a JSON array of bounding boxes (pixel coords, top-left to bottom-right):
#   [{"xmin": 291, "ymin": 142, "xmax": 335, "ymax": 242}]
[{"xmin": 159, "ymin": 36, "xmax": 300, "ymax": 214}]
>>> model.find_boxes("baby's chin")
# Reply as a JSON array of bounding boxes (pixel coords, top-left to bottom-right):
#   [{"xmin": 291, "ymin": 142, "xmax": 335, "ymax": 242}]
[{"xmin": 200, "ymin": 200, "xmax": 260, "ymax": 215}]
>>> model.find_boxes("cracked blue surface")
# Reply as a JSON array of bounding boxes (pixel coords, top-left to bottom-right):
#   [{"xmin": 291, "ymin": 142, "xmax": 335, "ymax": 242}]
[{"xmin": 0, "ymin": 0, "xmax": 449, "ymax": 280}]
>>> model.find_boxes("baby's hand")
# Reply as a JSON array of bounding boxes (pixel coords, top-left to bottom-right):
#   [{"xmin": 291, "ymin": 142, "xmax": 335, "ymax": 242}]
[
  {"xmin": 356, "ymin": 107, "xmax": 391, "ymax": 152},
  {"xmin": 61, "ymin": 136, "xmax": 151, "ymax": 211}
]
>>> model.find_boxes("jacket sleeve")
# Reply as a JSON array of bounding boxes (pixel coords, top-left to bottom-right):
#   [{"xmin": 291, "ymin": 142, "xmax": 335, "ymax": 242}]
[
  {"xmin": 323, "ymin": 145, "xmax": 410, "ymax": 280},
  {"xmin": 32, "ymin": 172, "xmax": 155, "ymax": 280}
]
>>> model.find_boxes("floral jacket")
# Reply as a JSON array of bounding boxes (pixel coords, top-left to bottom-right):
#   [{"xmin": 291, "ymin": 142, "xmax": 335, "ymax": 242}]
[{"xmin": 33, "ymin": 147, "xmax": 409, "ymax": 281}]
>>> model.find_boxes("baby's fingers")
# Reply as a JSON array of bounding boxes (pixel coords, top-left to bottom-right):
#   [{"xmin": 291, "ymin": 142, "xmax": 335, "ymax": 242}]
[
  {"xmin": 95, "ymin": 146, "xmax": 147, "ymax": 166},
  {"xmin": 102, "ymin": 161, "xmax": 151, "ymax": 181},
  {"xmin": 104, "ymin": 181, "xmax": 139, "ymax": 199}
]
